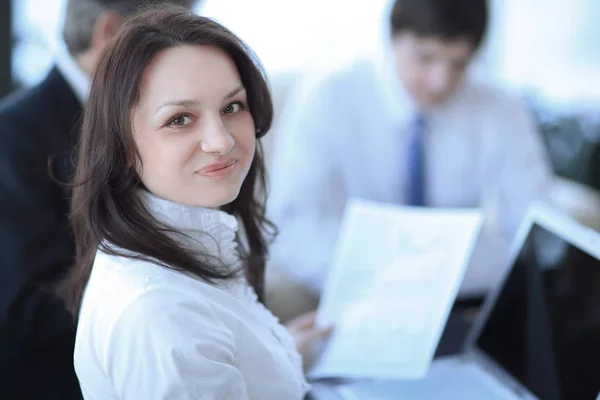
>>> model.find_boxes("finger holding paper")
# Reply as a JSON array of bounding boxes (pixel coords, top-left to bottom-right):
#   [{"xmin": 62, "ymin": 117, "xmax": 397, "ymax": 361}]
[{"xmin": 285, "ymin": 310, "xmax": 334, "ymax": 371}]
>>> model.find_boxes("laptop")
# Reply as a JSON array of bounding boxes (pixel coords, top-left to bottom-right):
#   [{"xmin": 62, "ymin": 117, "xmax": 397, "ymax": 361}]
[{"xmin": 311, "ymin": 202, "xmax": 600, "ymax": 400}]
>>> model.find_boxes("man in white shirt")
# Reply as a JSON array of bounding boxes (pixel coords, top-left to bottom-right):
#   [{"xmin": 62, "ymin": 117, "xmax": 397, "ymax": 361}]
[
  {"xmin": 0, "ymin": 1, "xmax": 196, "ymax": 397},
  {"xmin": 267, "ymin": 0, "xmax": 552, "ymax": 316}
]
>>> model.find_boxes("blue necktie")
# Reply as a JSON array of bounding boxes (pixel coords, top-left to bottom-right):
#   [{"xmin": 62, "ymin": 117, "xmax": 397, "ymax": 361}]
[{"xmin": 406, "ymin": 114, "xmax": 426, "ymax": 206}]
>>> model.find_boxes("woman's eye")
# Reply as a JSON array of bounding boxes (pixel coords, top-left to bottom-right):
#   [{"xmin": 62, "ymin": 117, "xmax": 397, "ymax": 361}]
[
  {"xmin": 169, "ymin": 115, "xmax": 192, "ymax": 126},
  {"xmin": 223, "ymin": 102, "xmax": 243, "ymax": 115}
]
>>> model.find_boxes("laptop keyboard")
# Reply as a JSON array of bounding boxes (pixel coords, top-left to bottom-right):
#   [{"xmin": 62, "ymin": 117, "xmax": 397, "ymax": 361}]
[{"xmin": 336, "ymin": 361, "xmax": 518, "ymax": 400}]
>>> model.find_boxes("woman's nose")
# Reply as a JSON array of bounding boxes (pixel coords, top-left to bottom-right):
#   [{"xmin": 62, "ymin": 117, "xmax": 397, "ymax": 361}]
[{"xmin": 199, "ymin": 117, "xmax": 235, "ymax": 155}]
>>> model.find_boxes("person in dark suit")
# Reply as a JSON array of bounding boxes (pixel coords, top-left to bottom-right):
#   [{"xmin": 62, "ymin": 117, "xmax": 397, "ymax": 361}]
[{"xmin": 0, "ymin": 1, "xmax": 196, "ymax": 398}]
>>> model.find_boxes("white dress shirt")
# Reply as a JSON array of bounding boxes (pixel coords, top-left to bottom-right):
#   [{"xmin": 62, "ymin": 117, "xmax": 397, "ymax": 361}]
[
  {"xmin": 268, "ymin": 47, "xmax": 552, "ymax": 297},
  {"xmin": 74, "ymin": 193, "xmax": 309, "ymax": 399},
  {"xmin": 55, "ymin": 45, "xmax": 91, "ymax": 103}
]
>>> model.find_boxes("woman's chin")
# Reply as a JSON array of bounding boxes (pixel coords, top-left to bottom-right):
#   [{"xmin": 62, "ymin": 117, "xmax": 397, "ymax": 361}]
[{"xmin": 188, "ymin": 187, "xmax": 242, "ymax": 209}]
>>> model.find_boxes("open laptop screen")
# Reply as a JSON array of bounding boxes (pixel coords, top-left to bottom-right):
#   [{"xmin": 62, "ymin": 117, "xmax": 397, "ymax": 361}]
[{"xmin": 475, "ymin": 223, "xmax": 600, "ymax": 400}]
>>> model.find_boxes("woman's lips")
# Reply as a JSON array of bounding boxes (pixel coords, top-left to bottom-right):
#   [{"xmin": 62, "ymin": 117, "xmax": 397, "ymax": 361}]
[{"xmin": 195, "ymin": 160, "xmax": 237, "ymax": 179}]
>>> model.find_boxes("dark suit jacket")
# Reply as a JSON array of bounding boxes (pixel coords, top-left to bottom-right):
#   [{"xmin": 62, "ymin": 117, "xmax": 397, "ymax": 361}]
[{"xmin": 0, "ymin": 67, "xmax": 83, "ymax": 398}]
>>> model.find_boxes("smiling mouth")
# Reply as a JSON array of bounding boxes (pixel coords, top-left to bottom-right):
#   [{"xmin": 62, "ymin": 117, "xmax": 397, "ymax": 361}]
[{"xmin": 195, "ymin": 160, "xmax": 238, "ymax": 179}]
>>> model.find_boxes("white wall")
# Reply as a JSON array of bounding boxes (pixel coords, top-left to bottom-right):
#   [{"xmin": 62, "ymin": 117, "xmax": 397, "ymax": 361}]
[
  {"xmin": 200, "ymin": 0, "xmax": 389, "ymax": 75},
  {"xmin": 498, "ymin": 0, "xmax": 600, "ymax": 106}
]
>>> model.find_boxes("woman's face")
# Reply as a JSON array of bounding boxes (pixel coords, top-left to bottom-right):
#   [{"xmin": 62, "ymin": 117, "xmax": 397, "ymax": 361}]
[{"xmin": 132, "ymin": 45, "xmax": 256, "ymax": 208}]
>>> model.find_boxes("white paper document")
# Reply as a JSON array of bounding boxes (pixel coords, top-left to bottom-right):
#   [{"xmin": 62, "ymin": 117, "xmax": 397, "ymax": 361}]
[{"xmin": 309, "ymin": 198, "xmax": 484, "ymax": 380}]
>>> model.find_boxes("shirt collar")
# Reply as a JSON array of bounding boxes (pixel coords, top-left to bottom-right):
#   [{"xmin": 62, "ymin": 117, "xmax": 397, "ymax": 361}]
[
  {"xmin": 143, "ymin": 190, "xmax": 238, "ymax": 234},
  {"xmin": 141, "ymin": 191, "xmax": 239, "ymax": 264},
  {"xmin": 55, "ymin": 45, "xmax": 91, "ymax": 104}
]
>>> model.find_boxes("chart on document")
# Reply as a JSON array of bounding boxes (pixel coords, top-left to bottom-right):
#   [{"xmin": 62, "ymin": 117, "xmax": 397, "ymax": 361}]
[{"xmin": 310, "ymin": 198, "xmax": 484, "ymax": 380}]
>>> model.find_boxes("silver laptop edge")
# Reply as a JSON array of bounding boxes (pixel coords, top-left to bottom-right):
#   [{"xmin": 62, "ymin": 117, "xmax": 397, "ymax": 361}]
[{"xmin": 459, "ymin": 201, "xmax": 600, "ymax": 400}]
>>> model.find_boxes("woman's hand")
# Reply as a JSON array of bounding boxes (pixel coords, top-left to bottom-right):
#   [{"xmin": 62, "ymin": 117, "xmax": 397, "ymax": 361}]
[{"xmin": 285, "ymin": 311, "xmax": 333, "ymax": 371}]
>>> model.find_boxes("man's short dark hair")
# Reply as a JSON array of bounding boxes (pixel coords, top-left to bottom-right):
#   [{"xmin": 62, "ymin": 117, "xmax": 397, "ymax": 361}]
[
  {"xmin": 63, "ymin": 0, "xmax": 197, "ymax": 56},
  {"xmin": 390, "ymin": 0, "xmax": 488, "ymax": 49}
]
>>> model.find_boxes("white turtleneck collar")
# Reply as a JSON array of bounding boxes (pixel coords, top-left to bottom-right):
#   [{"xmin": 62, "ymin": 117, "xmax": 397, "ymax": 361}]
[{"xmin": 140, "ymin": 191, "xmax": 240, "ymax": 266}]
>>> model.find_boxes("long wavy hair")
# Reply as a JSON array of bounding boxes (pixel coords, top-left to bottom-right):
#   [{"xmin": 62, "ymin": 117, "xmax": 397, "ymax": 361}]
[{"xmin": 59, "ymin": 5, "xmax": 275, "ymax": 318}]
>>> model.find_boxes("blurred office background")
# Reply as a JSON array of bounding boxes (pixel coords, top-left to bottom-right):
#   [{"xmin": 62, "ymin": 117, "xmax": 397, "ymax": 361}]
[{"xmin": 5, "ymin": 0, "xmax": 600, "ymax": 228}]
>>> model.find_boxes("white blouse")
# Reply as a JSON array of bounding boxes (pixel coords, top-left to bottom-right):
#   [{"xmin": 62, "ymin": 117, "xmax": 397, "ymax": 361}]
[{"xmin": 74, "ymin": 193, "xmax": 309, "ymax": 399}]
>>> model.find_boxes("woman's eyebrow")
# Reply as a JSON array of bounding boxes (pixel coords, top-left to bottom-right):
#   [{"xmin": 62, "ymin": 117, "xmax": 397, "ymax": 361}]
[
  {"xmin": 153, "ymin": 99, "xmax": 200, "ymax": 115},
  {"xmin": 224, "ymin": 84, "xmax": 245, "ymax": 100}
]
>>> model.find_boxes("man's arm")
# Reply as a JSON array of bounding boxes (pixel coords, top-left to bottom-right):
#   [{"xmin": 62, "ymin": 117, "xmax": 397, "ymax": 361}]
[
  {"xmin": 0, "ymin": 116, "xmax": 76, "ymax": 347},
  {"xmin": 490, "ymin": 94, "xmax": 552, "ymax": 236},
  {"xmin": 268, "ymin": 75, "xmax": 350, "ymax": 296},
  {"xmin": 464, "ymin": 93, "xmax": 552, "ymax": 295}
]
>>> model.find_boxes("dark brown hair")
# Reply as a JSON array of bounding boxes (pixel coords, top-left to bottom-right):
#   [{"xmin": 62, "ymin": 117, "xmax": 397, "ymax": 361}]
[
  {"xmin": 60, "ymin": 5, "xmax": 274, "ymax": 317},
  {"xmin": 390, "ymin": 0, "xmax": 488, "ymax": 49}
]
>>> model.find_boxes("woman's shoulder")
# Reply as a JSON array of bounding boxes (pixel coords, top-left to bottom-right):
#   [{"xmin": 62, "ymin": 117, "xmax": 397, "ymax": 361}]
[
  {"xmin": 79, "ymin": 249, "xmax": 216, "ymax": 328},
  {"xmin": 77, "ymin": 249, "xmax": 234, "ymax": 348},
  {"xmin": 74, "ymin": 253, "xmax": 240, "ymax": 384},
  {"xmin": 90, "ymin": 248, "xmax": 188, "ymax": 294}
]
